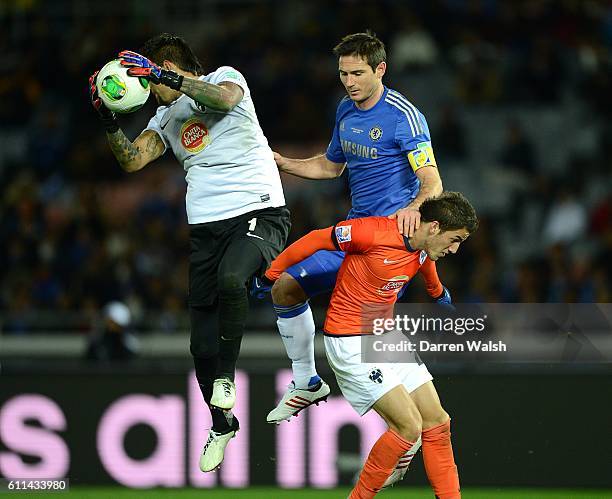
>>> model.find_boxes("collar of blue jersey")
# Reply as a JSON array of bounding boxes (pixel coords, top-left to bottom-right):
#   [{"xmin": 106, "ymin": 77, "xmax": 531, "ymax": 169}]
[
  {"xmin": 403, "ymin": 236, "xmax": 416, "ymax": 253},
  {"xmin": 351, "ymin": 85, "xmax": 389, "ymax": 113}
]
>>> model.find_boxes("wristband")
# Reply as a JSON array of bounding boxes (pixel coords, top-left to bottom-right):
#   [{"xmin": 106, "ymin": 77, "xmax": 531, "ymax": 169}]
[
  {"xmin": 160, "ymin": 70, "xmax": 184, "ymax": 90},
  {"xmin": 101, "ymin": 114, "xmax": 119, "ymax": 134}
]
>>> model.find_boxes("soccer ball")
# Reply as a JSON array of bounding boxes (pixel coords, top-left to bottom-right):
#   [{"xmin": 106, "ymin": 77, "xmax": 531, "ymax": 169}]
[{"xmin": 96, "ymin": 59, "xmax": 150, "ymax": 114}]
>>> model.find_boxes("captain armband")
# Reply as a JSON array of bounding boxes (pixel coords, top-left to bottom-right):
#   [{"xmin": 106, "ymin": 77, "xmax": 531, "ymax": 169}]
[{"xmin": 407, "ymin": 142, "xmax": 437, "ymax": 173}]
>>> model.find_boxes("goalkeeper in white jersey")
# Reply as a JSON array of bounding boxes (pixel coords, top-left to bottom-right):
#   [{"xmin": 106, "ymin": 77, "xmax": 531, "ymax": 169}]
[{"xmin": 88, "ymin": 33, "xmax": 290, "ymax": 473}]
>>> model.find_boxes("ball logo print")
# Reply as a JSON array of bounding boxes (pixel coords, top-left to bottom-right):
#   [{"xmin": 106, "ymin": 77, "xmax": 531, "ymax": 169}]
[
  {"xmin": 96, "ymin": 60, "xmax": 150, "ymax": 114},
  {"xmin": 101, "ymin": 75, "xmax": 127, "ymax": 101},
  {"xmin": 180, "ymin": 119, "xmax": 210, "ymax": 153},
  {"xmin": 369, "ymin": 368, "xmax": 384, "ymax": 384}
]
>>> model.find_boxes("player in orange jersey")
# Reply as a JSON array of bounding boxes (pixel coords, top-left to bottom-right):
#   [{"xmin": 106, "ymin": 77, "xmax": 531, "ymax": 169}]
[{"xmin": 264, "ymin": 192, "xmax": 478, "ymax": 499}]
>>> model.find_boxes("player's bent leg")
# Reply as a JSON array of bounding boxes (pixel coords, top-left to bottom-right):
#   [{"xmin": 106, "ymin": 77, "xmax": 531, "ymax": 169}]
[
  {"xmin": 373, "ymin": 384, "xmax": 422, "ymax": 443},
  {"xmin": 272, "ymin": 274, "xmax": 317, "ymax": 390},
  {"xmin": 410, "ymin": 381, "xmax": 461, "ymax": 499},
  {"xmin": 212, "ymin": 240, "xmax": 263, "ymax": 410},
  {"xmin": 272, "ymin": 274, "xmax": 315, "ymax": 387},
  {"xmin": 379, "ymin": 370, "xmax": 438, "ymax": 488},
  {"xmin": 271, "ymin": 271, "xmax": 308, "ymax": 305},
  {"xmin": 190, "ymin": 305, "xmax": 235, "ymax": 423},
  {"xmin": 190, "ymin": 304, "xmax": 223, "ymax": 417},
  {"xmin": 190, "ymin": 303, "xmax": 240, "ymax": 472},
  {"xmin": 409, "ymin": 380, "xmax": 449, "ymax": 428},
  {"xmin": 350, "ymin": 385, "xmax": 422, "ymax": 499},
  {"xmin": 271, "ymin": 250, "xmax": 343, "ymax": 395},
  {"xmin": 268, "ymin": 271, "xmax": 331, "ymax": 423}
]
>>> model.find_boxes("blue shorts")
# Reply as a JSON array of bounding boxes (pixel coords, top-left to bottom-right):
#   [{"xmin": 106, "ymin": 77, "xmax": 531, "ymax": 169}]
[
  {"xmin": 285, "ymin": 249, "xmax": 410, "ymax": 299},
  {"xmin": 286, "ymin": 250, "xmax": 345, "ymax": 298}
]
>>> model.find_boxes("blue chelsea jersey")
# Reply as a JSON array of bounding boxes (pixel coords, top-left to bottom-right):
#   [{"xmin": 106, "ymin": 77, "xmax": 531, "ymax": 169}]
[{"xmin": 326, "ymin": 86, "xmax": 433, "ymax": 219}]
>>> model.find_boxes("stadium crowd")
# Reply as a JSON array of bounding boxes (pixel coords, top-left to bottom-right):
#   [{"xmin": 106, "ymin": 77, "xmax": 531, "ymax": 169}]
[{"xmin": 1, "ymin": 0, "xmax": 611, "ymax": 333}]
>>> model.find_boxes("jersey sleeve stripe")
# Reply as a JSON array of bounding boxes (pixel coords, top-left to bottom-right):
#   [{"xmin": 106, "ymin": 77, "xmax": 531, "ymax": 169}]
[
  {"xmin": 385, "ymin": 95, "xmax": 423, "ymax": 136},
  {"xmin": 385, "ymin": 93, "xmax": 423, "ymax": 135},
  {"xmin": 385, "ymin": 96, "xmax": 417, "ymax": 136},
  {"xmin": 387, "ymin": 89, "xmax": 420, "ymax": 112},
  {"xmin": 391, "ymin": 90, "xmax": 425, "ymax": 133}
]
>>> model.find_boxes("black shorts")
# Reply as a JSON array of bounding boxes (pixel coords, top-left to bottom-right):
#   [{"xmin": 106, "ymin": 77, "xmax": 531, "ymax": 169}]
[{"xmin": 188, "ymin": 206, "xmax": 291, "ymax": 306}]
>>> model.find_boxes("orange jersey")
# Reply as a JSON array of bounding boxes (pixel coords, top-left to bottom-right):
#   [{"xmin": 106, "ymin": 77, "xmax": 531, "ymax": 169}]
[
  {"xmin": 326, "ymin": 217, "xmax": 442, "ymax": 336},
  {"xmin": 266, "ymin": 216, "xmax": 443, "ymax": 337}
]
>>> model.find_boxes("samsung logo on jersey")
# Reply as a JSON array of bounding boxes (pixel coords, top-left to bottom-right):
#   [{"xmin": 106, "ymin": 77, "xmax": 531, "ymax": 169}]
[{"xmin": 341, "ymin": 140, "xmax": 378, "ymax": 159}]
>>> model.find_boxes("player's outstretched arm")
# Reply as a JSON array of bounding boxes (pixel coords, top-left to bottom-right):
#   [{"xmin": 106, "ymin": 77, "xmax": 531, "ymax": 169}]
[
  {"xmin": 118, "ymin": 50, "xmax": 242, "ymax": 112},
  {"xmin": 179, "ymin": 78, "xmax": 243, "ymax": 112},
  {"xmin": 273, "ymin": 152, "xmax": 346, "ymax": 179},
  {"xmin": 265, "ymin": 227, "xmax": 336, "ymax": 281},
  {"xmin": 107, "ymin": 129, "xmax": 165, "ymax": 173}
]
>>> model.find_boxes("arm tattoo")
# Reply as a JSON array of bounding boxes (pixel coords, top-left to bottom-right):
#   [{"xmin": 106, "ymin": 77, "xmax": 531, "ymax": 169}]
[
  {"xmin": 144, "ymin": 132, "xmax": 163, "ymax": 156},
  {"xmin": 107, "ymin": 130, "xmax": 139, "ymax": 169},
  {"xmin": 179, "ymin": 78, "xmax": 232, "ymax": 111}
]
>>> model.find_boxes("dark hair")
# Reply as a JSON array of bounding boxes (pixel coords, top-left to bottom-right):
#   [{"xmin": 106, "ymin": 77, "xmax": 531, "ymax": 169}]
[
  {"xmin": 140, "ymin": 33, "xmax": 203, "ymax": 75},
  {"xmin": 333, "ymin": 30, "xmax": 386, "ymax": 71},
  {"xmin": 420, "ymin": 192, "xmax": 479, "ymax": 233}
]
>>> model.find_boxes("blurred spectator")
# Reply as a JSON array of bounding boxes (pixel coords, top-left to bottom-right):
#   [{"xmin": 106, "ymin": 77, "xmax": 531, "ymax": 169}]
[
  {"xmin": 519, "ymin": 36, "xmax": 563, "ymax": 104},
  {"xmin": 543, "ymin": 190, "xmax": 588, "ymax": 246},
  {"xmin": 498, "ymin": 119, "xmax": 537, "ymax": 173},
  {"xmin": 450, "ymin": 30, "xmax": 503, "ymax": 104},
  {"xmin": 85, "ymin": 301, "xmax": 139, "ymax": 361},
  {"xmin": 390, "ymin": 13, "xmax": 439, "ymax": 70},
  {"xmin": 590, "ymin": 193, "xmax": 612, "ymax": 236},
  {"xmin": 433, "ymin": 104, "xmax": 468, "ymax": 161}
]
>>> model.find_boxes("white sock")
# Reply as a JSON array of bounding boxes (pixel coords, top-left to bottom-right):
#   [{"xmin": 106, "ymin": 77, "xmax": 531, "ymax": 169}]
[{"xmin": 274, "ymin": 302, "xmax": 318, "ymax": 389}]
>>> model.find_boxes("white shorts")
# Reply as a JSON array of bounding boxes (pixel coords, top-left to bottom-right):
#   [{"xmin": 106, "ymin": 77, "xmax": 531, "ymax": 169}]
[{"xmin": 324, "ymin": 334, "xmax": 433, "ymax": 416}]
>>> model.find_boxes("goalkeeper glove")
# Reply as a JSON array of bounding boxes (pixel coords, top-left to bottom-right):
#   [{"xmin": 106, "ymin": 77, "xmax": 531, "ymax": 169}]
[
  {"xmin": 118, "ymin": 50, "xmax": 183, "ymax": 90},
  {"xmin": 89, "ymin": 70, "xmax": 119, "ymax": 133},
  {"xmin": 250, "ymin": 275, "xmax": 274, "ymax": 300}
]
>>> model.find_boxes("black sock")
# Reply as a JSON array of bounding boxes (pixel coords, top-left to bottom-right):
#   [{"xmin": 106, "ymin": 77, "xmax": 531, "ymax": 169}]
[
  {"xmin": 193, "ymin": 355, "xmax": 217, "ymax": 404},
  {"xmin": 210, "ymin": 407, "xmax": 234, "ymax": 432},
  {"xmin": 217, "ymin": 283, "xmax": 248, "ymax": 381},
  {"xmin": 193, "ymin": 356, "xmax": 235, "ymax": 431}
]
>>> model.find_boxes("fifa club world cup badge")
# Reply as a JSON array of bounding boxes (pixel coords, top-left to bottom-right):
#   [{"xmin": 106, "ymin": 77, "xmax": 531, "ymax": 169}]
[
  {"xmin": 335, "ymin": 225, "xmax": 352, "ymax": 243},
  {"xmin": 369, "ymin": 368, "xmax": 384, "ymax": 384}
]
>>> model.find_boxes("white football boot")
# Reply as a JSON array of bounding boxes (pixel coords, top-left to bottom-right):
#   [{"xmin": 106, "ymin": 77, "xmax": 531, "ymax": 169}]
[
  {"xmin": 267, "ymin": 379, "xmax": 330, "ymax": 424},
  {"xmin": 199, "ymin": 417, "xmax": 239, "ymax": 472},
  {"xmin": 210, "ymin": 378, "xmax": 236, "ymax": 410},
  {"xmin": 383, "ymin": 436, "xmax": 422, "ymax": 488}
]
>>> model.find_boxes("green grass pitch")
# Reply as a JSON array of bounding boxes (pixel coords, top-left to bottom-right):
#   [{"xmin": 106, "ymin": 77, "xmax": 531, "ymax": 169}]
[{"xmin": 57, "ymin": 487, "xmax": 612, "ymax": 498}]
